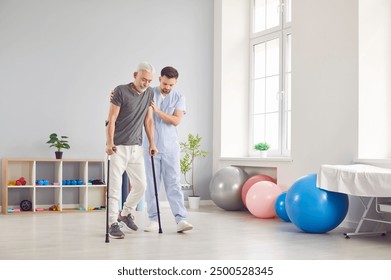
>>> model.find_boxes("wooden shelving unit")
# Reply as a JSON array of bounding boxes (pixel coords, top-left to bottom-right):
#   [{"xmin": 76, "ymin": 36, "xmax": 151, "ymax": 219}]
[{"xmin": 1, "ymin": 158, "xmax": 106, "ymax": 214}]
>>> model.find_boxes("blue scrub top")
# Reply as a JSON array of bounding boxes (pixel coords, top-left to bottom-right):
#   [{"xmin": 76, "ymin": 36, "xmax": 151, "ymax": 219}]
[{"xmin": 143, "ymin": 86, "xmax": 186, "ymax": 153}]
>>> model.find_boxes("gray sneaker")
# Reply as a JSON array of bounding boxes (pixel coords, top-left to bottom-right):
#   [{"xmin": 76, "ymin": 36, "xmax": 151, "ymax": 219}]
[
  {"xmin": 117, "ymin": 213, "xmax": 138, "ymax": 231},
  {"xmin": 109, "ymin": 222, "xmax": 125, "ymax": 239}
]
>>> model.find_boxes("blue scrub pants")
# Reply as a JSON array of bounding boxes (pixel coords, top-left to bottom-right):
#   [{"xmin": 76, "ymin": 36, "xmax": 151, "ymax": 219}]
[{"xmin": 144, "ymin": 151, "xmax": 188, "ymax": 223}]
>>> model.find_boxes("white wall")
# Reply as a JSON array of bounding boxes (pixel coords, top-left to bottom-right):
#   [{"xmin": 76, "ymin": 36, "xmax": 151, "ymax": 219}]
[
  {"xmin": 220, "ymin": 0, "xmax": 250, "ymax": 157},
  {"xmin": 358, "ymin": 0, "xmax": 391, "ymax": 159},
  {"xmin": 0, "ymin": 0, "xmax": 214, "ymax": 203},
  {"xmin": 290, "ymin": 0, "xmax": 359, "ymax": 175}
]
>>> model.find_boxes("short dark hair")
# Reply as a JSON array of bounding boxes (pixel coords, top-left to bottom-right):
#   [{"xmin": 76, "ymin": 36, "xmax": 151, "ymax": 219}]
[{"xmin": 161, "ymin": 66, "xmax": 179, "ymax": 79}]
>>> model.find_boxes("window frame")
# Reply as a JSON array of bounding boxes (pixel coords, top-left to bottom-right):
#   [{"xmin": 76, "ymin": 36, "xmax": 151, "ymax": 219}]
[{"xmin": 249, "ymin": 0, "xmax": 291, "ymax": 157}]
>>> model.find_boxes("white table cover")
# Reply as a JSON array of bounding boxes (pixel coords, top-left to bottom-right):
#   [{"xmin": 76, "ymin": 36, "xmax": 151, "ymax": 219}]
[{"xmin": 318, "ymin": 164, "xmax": 391, "ymax": 197}]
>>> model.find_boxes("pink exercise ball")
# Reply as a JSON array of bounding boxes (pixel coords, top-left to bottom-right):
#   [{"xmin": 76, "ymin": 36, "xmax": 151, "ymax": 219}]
[
  {"xmin": 241, "ymin": 174, "xmax": 276, "ymax": 206},
  {"xmin": 246, "ymin": 181, "xmax": 282, "ymax": 219}
]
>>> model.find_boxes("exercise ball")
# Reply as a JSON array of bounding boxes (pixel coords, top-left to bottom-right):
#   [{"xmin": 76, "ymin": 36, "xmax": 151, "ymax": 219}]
[
  {"xmin": 242, "ymin": 174, "xmax": 276, "ymax": 206},
  {"xmin": 209, "ymin": 166, "xmax": 249, "ymax": 211},
  {"xmin": 285, "ymin": 173, "xmax": 349, "ymax": 233},
  {"xmin": 274, "ymin": 192, "xmax": 290, "ymax": 222},
  {"xmin": 246, "ymin": 181, "xmax": 282, "ymax": 218}
]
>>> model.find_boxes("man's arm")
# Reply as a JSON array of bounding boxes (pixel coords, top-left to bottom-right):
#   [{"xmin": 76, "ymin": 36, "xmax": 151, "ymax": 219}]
[
  {"xmin": 151, "ymin": 99, "xmax": 184, "ymax": 126},
  {"xmin": 105, "ymin": 103, "xmax": 120, "ymax": 155},
  {"xmin": 144, "ymin": 106, "xmax": 157, "ymax": 156}
]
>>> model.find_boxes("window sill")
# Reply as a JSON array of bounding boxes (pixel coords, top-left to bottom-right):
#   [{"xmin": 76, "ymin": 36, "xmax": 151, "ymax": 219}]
[
  {"xmin": 354, "ymin": 158, "xmax": 391, "ymax": 167},
  {"xmin": 219, "ymin": 156, "xmax": 293, "ymax": 167}
]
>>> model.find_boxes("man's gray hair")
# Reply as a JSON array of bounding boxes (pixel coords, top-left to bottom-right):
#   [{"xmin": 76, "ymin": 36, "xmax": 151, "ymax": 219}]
[{"xmin": 137, "ymin": 62, "xmax": 155, "ymax": 75}]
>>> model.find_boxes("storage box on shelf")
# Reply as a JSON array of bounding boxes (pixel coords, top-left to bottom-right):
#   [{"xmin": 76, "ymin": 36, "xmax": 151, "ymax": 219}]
[{"xmin": 1, "ymin": 158, "xmax": 107, "ymax": 214}]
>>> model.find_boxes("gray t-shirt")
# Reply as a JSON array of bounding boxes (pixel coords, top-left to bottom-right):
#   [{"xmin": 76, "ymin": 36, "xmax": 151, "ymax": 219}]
[{"xmin": 111, "ymin": 83, "xmax": 153, "ymax": 146}]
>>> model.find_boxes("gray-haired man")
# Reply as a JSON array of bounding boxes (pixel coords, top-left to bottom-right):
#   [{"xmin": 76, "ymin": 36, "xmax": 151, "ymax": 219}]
[{"xmin": 105, "ymin": 62, "xmax": 158, "ymax": 239}]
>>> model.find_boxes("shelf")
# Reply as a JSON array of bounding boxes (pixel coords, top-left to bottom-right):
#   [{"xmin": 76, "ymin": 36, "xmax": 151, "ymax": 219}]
[{"xmin": 2, "ymin": 158, "xmax": 106, "ymax": 215}]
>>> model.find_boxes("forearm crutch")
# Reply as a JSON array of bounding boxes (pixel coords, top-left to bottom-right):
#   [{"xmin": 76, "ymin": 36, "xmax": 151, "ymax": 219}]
[
  {"xmin": 151, "ymin": 150, "xmax": 163, "ymax": 234},
  {"xmin": 105, "ymin": 153, "xmax": 111, "ymax": 243},
  {"xmin": 105, "ymin": 146, "xmax": 116, "ymax": 243}
]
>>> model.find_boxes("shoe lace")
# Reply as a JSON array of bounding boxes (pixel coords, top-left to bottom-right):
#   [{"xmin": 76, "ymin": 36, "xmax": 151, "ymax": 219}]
[{"xmin": 111, "ymin": 223, "xmax": 120, "ymax": 231}]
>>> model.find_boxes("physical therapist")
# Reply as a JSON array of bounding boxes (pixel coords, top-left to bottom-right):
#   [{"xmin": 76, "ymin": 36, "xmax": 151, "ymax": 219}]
[{"xmin": 143, "ymin": 66, "xmax": 193, "ymax": 233}]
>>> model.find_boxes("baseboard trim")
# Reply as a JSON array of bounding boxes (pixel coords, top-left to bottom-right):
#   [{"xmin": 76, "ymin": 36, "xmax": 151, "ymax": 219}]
[{"xmin": 159, "ymin": 200, "xmax": 215, "ymax": 208}]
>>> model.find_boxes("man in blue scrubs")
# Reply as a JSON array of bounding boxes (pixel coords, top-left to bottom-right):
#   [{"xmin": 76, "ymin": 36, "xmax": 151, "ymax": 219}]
[{"xmin": 143, "ymin": 66, "xmax": 193, "ymax": 233}]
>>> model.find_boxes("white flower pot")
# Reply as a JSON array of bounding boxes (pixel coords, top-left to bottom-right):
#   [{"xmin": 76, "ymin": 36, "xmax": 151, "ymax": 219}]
[
  {"xmin": 259, "ymin": 150, "xmax": 268, "ymax": 158},
  {"xmin": 188, "ymin": 196, "xmax": 200, "ymax": 209}
]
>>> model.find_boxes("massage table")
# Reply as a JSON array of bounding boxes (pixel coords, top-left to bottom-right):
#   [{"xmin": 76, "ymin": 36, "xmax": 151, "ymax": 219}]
[{"xmin": 318, "ymin": 164, "xmax": 391, "ymax": 238}]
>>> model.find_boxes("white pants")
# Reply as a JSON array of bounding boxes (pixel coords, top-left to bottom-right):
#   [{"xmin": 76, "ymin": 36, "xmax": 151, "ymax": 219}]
[{"xmin": 108, "ymin": 145, "xmax": 146, "ymax": 225}]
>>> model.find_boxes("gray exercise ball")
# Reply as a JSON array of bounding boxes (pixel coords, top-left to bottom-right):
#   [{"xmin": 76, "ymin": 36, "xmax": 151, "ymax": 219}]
[{"xmin": 209, "ymin": 166, "xmax": 249, "ymax": 211}]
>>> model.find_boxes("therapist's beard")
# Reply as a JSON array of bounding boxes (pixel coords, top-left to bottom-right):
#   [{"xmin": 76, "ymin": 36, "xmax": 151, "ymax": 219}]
[{"xmin": 161, "ymin": 88, "xmax": 171, "ymax": 94}]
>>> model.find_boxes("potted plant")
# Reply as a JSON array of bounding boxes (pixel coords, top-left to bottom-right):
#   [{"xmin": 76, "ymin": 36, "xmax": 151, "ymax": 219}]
[
  {"xmin": 180, "ymin": 133, "xmax": 207, "ymax": 209},
  {"xmin": 254, "ymin": 142, "xmax": 270, "ymax": 158},
  {"xmin": 46, "ymin": 133, "xmax": 70, "ymax": 159}
]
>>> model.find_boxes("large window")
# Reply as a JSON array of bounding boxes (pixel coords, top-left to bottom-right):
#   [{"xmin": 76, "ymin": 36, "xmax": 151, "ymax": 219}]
[{"xmin": 250, "ymin": 0, "xmax": 291, "ymax": 156}]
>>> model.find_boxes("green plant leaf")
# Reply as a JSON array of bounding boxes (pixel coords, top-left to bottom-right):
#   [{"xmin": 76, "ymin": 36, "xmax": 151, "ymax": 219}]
[
  {"xmin": 179, "ymin": 133, "xmax": 207, "ymax": 196},
  {"xmin": 254, "ymin": 142, "xmax": 270, "ymax": 151},
  {"xmin": 47, "ymin": 133, "xmax": 71, "ymax": 152}
]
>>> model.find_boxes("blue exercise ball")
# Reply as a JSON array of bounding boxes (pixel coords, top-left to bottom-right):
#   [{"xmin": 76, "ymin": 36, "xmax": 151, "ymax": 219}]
[
  {"xmin": 285, "ymin": 173, "xmax": 349, "ymax": 233},
  {"xmin": 274, "ymin": 192, "xmax": 291, "ymax": 222},
  {"xmin": 209, "ymin": 166, "xmax": 249, "ymax": 211}
]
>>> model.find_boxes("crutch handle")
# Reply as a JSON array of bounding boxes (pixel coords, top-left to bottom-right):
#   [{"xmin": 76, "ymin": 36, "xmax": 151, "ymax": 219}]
[{"xmin": 107, "ymin": 146, "xmax": 117, "ymax": 160}]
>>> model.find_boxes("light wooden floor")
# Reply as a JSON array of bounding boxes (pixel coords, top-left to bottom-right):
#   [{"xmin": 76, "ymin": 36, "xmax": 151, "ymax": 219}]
[{"xmin": 1, "ymin": 204, "xmax": 391, "ymax": 260}]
